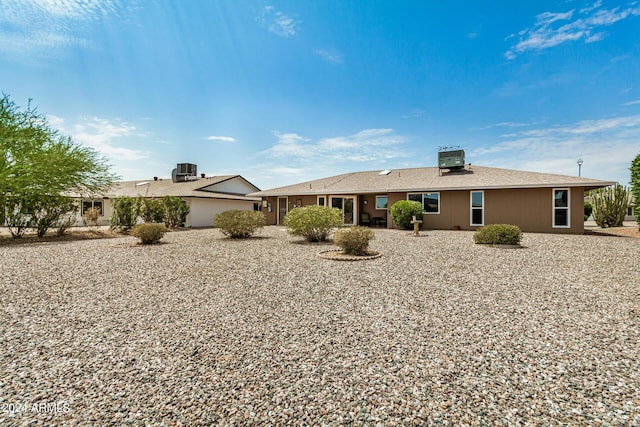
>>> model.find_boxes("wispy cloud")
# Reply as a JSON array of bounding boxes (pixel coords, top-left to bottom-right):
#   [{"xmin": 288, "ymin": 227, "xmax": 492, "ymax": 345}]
[
  {"xmin": 623, "ymin": 100, "xmax": 640, "ymax": 106},
  {"xmin": 472, "ymin": 115, "xmax": 640, "ymax": 184},
  {"xmin": 262, "ymin": 128, "xmax": 408, "ymax": 164},
  {"xmin": 50, "ymin": 116, "xmax": 149, "ymax": 161},
  {"xmin": 402, "ymin": 109, "xmax": 426, "ymax": 119},
  {"xmin": 206, "ymin": 135, "xmax": 236, "ymax": 142},
  {"xmin": 315, "ymin": 48, "xmax": 343, "ymax": 64},
  {"xmin": 0, "ymin": 0, "xmax": 136, "ymax": 59},
  {"xmin": 505, "ymin": 2, "xmax": 640, "ymax": 59},
  {"xmin": 258, "ymin": 5, "xmax": 297, "ymax": 38},
  {"xmin": 473, "ymin": 121, "xmax": 531, "ymax": 131}
]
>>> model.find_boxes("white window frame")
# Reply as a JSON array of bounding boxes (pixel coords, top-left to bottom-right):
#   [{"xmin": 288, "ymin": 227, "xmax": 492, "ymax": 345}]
[
  {"xmin": 317, "ymin": 196, "xmax": 326, "ymax": 206},
  {"xmin": 552, "ymin": 188, "xmax": 571, "ymax": 228},
  {"xmin": 470, "ymin": 191, "xmax": 484, "ymax": 226},
  {"xmin": 406, "ymin": 192, "xmax": 440, "ymax": 214},
  {"xmin": 375, "ymin": 195, "xmax": 388, "ymax": 210}
]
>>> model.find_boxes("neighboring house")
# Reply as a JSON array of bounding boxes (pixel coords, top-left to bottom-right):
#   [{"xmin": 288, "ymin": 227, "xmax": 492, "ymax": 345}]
[
  {"xmin": 250, "ymin": 165, "xmax": 616, "ymax": 234},
  {"xmin": 78, "ymin": 172, "xmax": 261, "ymax": 228}
]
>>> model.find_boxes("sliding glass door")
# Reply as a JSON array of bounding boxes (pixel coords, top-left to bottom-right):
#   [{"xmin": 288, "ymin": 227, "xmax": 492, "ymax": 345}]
[{"xmin": 330, "ymin": 196, "xmax": 356, "ymax": 225}]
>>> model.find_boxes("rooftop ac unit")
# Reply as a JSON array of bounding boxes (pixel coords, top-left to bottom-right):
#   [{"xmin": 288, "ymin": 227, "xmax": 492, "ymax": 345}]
[
  {"xmin": 438, "ymin": 149, "xmax": 465, "ymax": 170},
  {"xmin": 177, "ymin": 163, "xmax": 197, "ymax": 176}
]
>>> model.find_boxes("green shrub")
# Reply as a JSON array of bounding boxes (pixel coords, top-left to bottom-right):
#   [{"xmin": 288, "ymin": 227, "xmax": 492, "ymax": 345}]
[
  {"xmin": 389, "ymin": 200, "xmax": 423, "ymax": 229},
  {"xmin": 214, "ymin": 210, "xmax": 266, "ymax": 238},
  {"xmin": 333, "ymin": 226, "xmax": 375, "ymax": 255},
  {"xmin": 130, "ymin": 223, "xmax": 167, "ymax": 244},
  {"xmin": 473, "ymin": 224, "xmax": 522, "ymax": 245},
  {"xmin": 283, "ymin": 205, "xmax": 343, "ymax": 242},
  {"xmin": 162, "ymin": 196, "xmax": 190, "ymax": 229},
  {"xmin": 138, "ymin": 197, "xmax": 164, "ymax": 223},
  {"xmin": 589, "ymin": 184, "xmax": 629, "ymax": 228},
  {"xmin": 110, "ymin": 196, "xmax": 138, "ymax": 230}
]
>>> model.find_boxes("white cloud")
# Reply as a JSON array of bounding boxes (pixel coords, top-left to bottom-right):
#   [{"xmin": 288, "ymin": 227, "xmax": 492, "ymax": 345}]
[
  {"xmin": 206, "ymin": 135, "xmax": 236, "ymax": 142},
  {"xmin": 472, "ymin": 115, "xmax": 640, "ymax": 184},
  {"xmin": 623, "ymin": 100, "xmax": 640, "ymax": 106},
  {"xmin": 315, "ymin": 48, "xmax": 343, "ymax": 64},
  {"xmin": 505, "ymin": 2, "xmax": 640, "ymax": 59},
  {"xmin": 259, "ymin": 5, "xmax": 297, "ymax": 38},
  {"xmin": 71, "ymin": 117, "xmax": 149, "ymax": 161},
  {"xmin": 261, "ymin": 128, "xmax": 408, "ymax": 165}
]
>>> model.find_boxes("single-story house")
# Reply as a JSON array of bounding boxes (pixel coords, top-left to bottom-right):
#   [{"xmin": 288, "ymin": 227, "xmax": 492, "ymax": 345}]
[
  {"xmin": 250, "ymin": 164, "xmax": 616, "ymax": 234},
  {"xmin": 78, "ymin": 173, "xmax": 261, "ymax": 228}
]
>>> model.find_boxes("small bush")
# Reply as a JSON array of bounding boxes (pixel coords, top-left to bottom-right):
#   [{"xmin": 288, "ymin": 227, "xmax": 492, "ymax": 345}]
[
  {"xmin": 389, "ymin": 200, "xmax": 424, "ymax": 229},
  {"xmin": 83, "ymin": 207, "xmax": 101, "ymax": 227},
  {"xmin": 333, "ymin": 226, "xmax": 375, "ymax": 255},
  {"xmin": 473, "ymin": 224, "xmax": 522, "ymax": 245},
  {"xmin": 214, "ymin": 210, "xmax": 266, "ymax": 238},
  {"xmin": 130, "ymin": 223, "xmax": 167, "ymax": 244},
  {"xmin": 284, "ymin": 205, "xmax": 343, "ymax": 242}
]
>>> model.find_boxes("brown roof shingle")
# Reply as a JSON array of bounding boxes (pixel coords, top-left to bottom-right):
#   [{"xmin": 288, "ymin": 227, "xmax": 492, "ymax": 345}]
[{"xmin": 251, "ymin": 165, "xmax": 616, "ymax": 196}]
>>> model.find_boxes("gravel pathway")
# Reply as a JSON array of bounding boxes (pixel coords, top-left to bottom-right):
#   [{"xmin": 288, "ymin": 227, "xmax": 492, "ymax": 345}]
[{"xmin": 1, "ymin": 227, "xmax": 639, "ymax": 425}]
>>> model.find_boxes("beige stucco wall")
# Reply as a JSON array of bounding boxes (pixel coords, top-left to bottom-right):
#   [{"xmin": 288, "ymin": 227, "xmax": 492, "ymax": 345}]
[
  {"xmin": 262, "ymin": 187, "xmax": 587, "ymax": 233},
  {"xmin": 424, "ymin": 187, "xmax": 585, "ymax": 233},
  {"xmin": 193, "ymin": 198, "xmax": 257, "ymax": 228}
]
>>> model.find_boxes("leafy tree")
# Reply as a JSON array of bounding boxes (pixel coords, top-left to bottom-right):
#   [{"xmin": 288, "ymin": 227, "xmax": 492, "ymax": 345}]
[
  {"xmin": 631, "ymin": 153, "xmax": 640, "ymax": 229},
  {"xmin": 389, "ymin": 200, "xmax": 424, "ymax": 229},
  {"xmin": 32, "ymin": 195, "xmax": 78, "ymax": 237},
  {"xmin": 1, "ymin": 94, "xmax": 117, "ymax": 237},
  {"xmin": 589, "ymin": 184, "xmax": 629, "ymax": 228}
]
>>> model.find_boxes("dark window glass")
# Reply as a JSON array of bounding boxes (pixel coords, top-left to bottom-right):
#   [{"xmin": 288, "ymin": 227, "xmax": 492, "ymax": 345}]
[
  {"xmin": 554, "ymin": 190, "xmax": 568, "ymax": 208},
  {"xmin": 555, "ymin": 209, "xmax": 568, "ymax": 227},
  {"xmin": 424, "ymin": 193, "xmax": 439, "ymax": 213},
  {"xmin": 472, "ymin": 209, "xmax": 483, "ymax": 225},
  {"xmin": 408, "ymin": 194, "xmax": 422, "ymax": 203},
  {"xmin": 318, "ymin": 197, "xmax": 325, "ymax": 206}
]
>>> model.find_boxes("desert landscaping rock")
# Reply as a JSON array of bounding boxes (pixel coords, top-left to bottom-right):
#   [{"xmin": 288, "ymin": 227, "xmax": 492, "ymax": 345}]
[{"xmin": 1, "ymin": 227, "xmax": 639, "ymax": 425}]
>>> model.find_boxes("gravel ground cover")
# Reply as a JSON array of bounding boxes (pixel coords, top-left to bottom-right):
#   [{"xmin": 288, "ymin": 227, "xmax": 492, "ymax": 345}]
[{"xmin": 1, "ymin": 226, "xmax": 638, "ymax": 425}]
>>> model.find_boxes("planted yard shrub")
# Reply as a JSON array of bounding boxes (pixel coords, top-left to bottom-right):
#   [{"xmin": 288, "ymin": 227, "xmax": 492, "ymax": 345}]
[
  {"xmin": 390, "ymin": 200, "xmax": 424, "ymax": 229},
  {"xmin": 138, "ymin": 197, "xmax": 164, "ymax": 223},
  {"xmin": 131, "ymin": 223, "xmax": 166, "ymax": 244},
  {"xmin": 589, "ymin": 184, "xmax": 629, "ymax": 228},
  {"xmin": 162, "ymin": 196, "xmax": 190, "ymax": 229},
  {"xmin": 110, "ymin": 196, "xmax": 138, "ymax": 230},
  {"xmin": 83, "ymin": 207, "xmax": 101, "ymax": 227},
  {"xmin": 214, "ymin": 210, "xmax": 266, "ymax": 238},
  {"xmin": 284, "ymin": 205, "xmax": 343, "ymax": 242},
  {"xmin": 333, "ymin": 226, "xmax": 375, "ymax": 256},
  {"xmin": 473, "ymin": 224, "xmax": 522, "ymax": 245}
]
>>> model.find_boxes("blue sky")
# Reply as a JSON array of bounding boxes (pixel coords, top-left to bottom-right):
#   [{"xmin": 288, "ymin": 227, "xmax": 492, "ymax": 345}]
[{"xmin": 1, "ymin": 0, "xmax": 639, "ymax": 189}]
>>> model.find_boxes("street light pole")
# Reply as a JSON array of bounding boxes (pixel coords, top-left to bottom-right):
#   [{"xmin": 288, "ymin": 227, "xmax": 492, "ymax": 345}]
[{"xmin": 577, "ymin": 158, "xmax": 583, "ymax": 177}]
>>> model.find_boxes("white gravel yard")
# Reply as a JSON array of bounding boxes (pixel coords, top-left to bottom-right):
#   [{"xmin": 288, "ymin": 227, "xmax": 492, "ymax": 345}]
[{"xmin": 1, "ymin": 226, "xmax": 638, "ymax": 425}]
